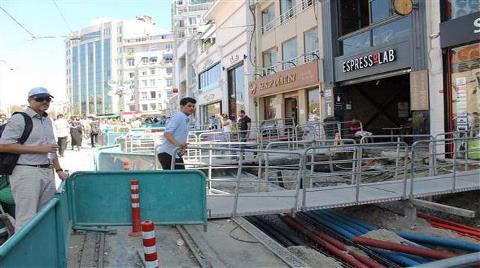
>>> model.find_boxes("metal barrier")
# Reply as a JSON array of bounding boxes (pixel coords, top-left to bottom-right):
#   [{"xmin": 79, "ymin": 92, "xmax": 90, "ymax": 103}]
[
  {"xmin": 410, "ymin": 136, "xmax": 480, "ymax": 198},
  {"xmin": 175, "ymin": 146, "xmax": 305, "ymax": 217},
  {"xmin": 0, "ymin": 183, "xmax": 70, "ymax": 267}
]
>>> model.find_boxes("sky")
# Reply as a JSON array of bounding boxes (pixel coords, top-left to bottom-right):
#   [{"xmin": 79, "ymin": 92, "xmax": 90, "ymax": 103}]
[{"xmin": 0, "ymin": 0, "xmax": 171, "ymax": 110}]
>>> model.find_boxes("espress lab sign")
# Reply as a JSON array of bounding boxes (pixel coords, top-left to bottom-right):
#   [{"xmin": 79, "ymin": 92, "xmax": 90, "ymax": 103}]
[{"xmin": 342, "ymin": 49, "xmax": 396, "ymax": 73}]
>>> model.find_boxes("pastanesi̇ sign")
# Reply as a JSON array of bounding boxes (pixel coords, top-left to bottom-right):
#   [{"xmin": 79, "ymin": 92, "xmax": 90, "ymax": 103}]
[{"xmin": 342, "ymin": 49, "xmax": 396, "ymax": 73}]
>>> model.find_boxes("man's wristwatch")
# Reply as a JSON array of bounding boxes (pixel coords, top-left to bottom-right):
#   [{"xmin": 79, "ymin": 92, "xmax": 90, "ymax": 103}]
[{"xmin": 55, "ymin": 168, "xmax": 64, "ymax": 173}]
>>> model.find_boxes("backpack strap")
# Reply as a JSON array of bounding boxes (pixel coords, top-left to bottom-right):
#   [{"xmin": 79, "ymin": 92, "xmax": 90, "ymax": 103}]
[{"xmin": 12, "ymin": 112, "xmax": 33, "ymax": 144}]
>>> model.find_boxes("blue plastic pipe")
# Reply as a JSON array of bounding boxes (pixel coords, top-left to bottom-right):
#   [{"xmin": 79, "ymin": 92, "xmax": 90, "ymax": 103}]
[
  {"xmin": 304, "ymin": 212, "xmax": 424, "ymax": 265},
  {"xmin": 317, "ymin": 211, "xmax": 371, "ymax": 234},
  {"xmin": 396, "ymin": 231, "xmax": 480, "ymax": 252},
  {"xmin": 328, "ymin": 210, "xmax": 375, "ymax": 231}
]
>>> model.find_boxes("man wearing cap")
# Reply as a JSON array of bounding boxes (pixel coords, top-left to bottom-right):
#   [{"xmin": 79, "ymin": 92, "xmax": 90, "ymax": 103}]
[{"xmin": 0, "ymin": 87, "xmax": 69, "ymax": 231}]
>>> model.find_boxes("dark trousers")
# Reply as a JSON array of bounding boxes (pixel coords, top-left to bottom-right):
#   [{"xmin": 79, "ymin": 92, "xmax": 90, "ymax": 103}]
[
  {"xmin": 57, "ymin": 137, "xmax": 67, "ymax": 157},
  {"xmin": 158, "ymin": 152, "xmax": 185, "ymax": 170},
  {"xmin": 90, "ymin": 133, "xmax": 98, "ymax": 147}
]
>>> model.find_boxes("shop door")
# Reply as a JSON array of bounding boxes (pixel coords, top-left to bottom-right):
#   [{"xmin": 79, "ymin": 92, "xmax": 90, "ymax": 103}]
[{"xmin": 284, "ymin": 97, "xmax": 298, "ymax": 125}]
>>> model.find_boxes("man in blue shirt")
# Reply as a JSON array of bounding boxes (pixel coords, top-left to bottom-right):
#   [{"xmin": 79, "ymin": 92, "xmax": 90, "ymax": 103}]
[{"xmin": 158, "ymin": 97, "xmax": 196, "ymax": 169}]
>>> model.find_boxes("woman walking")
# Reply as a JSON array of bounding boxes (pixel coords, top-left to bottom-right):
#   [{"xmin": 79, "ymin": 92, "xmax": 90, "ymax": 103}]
[{"xmin": 70, "ymin": 117, "xmax": 83, "ymax": 151}]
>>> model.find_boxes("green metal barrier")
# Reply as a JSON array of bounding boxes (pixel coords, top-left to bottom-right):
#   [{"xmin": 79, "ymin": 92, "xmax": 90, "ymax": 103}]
[
  {"xmin": 0, "ymin": 183, "xmax": 70, "ymax": 267},
  {"xmin": 67, "ymin": 170, "xmax": 207, "ymax": 227}
]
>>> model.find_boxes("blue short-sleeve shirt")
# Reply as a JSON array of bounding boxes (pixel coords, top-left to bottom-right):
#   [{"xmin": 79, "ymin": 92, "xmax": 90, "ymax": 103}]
[{"xmin": 159, "ymin": 111, "xmax": 190, "ymax": 157}]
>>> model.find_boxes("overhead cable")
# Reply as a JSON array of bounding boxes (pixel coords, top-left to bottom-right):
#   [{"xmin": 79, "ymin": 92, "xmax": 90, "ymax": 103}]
[
  {"xmin": 52, "ymin": 0, "xmax": 73, "ymax": 32},
  {"xmin": 0, "ymin": 6, "xmax": 36, "ymax": 39}
]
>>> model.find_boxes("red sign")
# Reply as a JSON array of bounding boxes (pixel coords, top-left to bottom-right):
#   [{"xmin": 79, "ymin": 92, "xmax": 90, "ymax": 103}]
[{"xmin": 172, "ymin": 88, "xmax": 178, "ymax": 93}]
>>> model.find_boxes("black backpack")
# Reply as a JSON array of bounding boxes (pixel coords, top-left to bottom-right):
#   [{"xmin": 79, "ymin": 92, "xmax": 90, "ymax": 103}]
[{"xmin": 0, "ymin": 112, "xmax": 33, "ymax": 175}]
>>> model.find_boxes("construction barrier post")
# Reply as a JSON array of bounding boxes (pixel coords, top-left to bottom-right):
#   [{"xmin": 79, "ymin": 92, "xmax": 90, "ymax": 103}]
[
  {"xmin": 128, "ymin": 179, "xmax": 142, "ymax": 237},
  {"xmin": 142, "ymin": 220, "xmax": 159, "ymax": 268},
  {"xmin": 123, "ymin": 160, "xmax": 130, "ymax": 171}
]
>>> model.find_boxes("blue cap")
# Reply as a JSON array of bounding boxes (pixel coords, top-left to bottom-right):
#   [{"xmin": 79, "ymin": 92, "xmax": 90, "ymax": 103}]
[{"xmin": 28, "ymin": 87, "xmax": 53, "ymax": 98}]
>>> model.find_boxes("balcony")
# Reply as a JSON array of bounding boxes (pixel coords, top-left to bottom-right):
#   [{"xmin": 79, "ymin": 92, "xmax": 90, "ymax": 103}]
[
  {"xmin": 259, "ymin": 49, "xmax": 319, "ymax": 76},
  {"xmin": 262, "ymin": 0, "xmax": 313, "ymax": 33}
]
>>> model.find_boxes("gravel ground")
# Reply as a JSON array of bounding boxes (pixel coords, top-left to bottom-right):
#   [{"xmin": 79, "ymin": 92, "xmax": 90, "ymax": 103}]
[{"xmin": 288, "ymin": 246, "xmax": 342, "ymax": 268}]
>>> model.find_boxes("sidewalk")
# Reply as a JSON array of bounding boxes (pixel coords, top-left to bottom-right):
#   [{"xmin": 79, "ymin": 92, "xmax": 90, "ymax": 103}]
[{"xmin": 55, "ymin": 146, "xmax": 95, "ymax": 188}]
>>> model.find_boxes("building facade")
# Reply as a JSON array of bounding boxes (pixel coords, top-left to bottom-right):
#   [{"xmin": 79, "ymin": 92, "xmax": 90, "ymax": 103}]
[
  {"xmin": 66, "ymin": 17, "xmax": 173, "ymax": 117},
  {"xmin": 66, "ymin": 19, "xmax": 121, "ymax": 116},
  {"xmin": 320, "ymin": 0, "xmax": 431, "ymax": 135},
  {"xmin": 250, "ymin": 0, "xmax": 321, "ymax": 125},
  {"xmin": 439, "ymin": 2, "xmax": 479, "ymax": 134},
  {"xmin": 121, "ymin": 30, "xmax": 174, "ymax": 117}
]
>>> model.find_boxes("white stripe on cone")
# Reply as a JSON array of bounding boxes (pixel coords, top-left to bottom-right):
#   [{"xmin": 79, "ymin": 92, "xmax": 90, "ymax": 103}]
[
  {"xmin": 145, "ymin": 260, "xmax": 159, "ymax": 268},
  {"xmin": 131, "ymin": 193, "xmax": 139, "ymax": 199},
  {"xmin": 131, "ymin": 185, "xmax": 139, "ymax": 190},
  {"xmin": 143, "ymin": 245, "xmax": 157, "ymax": 254},
  {"xmin": 142, "ymin": 230, "xmax": 155, "ymax": 240},
  {"xmin": 132, "ymin": 203, "xmax": 140, "ymax": 208}
]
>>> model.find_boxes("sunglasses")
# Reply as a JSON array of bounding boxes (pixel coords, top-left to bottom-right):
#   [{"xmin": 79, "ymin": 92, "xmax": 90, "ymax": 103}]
[{"xmin": 33, "ymin": 96, "xmax": 52, "ymax": 103}]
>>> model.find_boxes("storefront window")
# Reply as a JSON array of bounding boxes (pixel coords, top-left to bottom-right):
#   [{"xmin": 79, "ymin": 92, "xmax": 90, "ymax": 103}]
[
  {"xmin": 264, "ymin": 96, "xmax": 277, "ymax": 120},
  {"xmin": 199, "ymin": 62, "xmax": 221, "ymax": 91},
  {"xmin": 341, "ymin": 31, "xmax": 370, "ymax": 55},
  {"xmin": 227, "ymin": 64, "xmax": 245, "ymax": 119},
  {"xmin": 203, "ymin": 102, "xmax": 221, "ymax": 128},
  {"xmin": 308, "ymin": 88, "xmax": 321, "ymax": 121},
  {"xmin": 449, "ymin": 43, "xmax": 480, "ymax": 131},
  {"xmin": 446, "ymin": 0, "xmax": 480, "ymax": 20},
  {"xmin": 372, "ymin": 17, "xmax": 409, "ymax": 46}
]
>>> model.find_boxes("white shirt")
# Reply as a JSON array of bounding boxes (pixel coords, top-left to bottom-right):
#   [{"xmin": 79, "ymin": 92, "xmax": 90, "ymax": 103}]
[
  {"xmin": 54, "ymin": 118, "xmax": 70, "ymax": 138},
  {"xmin": 223, "ymin": 119, "xmax": 232, "ymax": 133}
]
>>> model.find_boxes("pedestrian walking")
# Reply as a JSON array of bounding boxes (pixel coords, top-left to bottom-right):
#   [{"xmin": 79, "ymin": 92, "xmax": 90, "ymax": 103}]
[
  {"xmin": 158, "ymin": 97, "xmax": 196, "ymax": 170},
  {"xmin": 220, "ymin": 113, "xmax": 232, "ymax": 142},
  {"xmin": 70, "ymin": 117, "xmax": 82, "ymax": 151},
  {"xmin": 0, "ymin": 87, "xmax": 69, "ymax": 231},
  {"xmin": 53, "ymin": 114, "xmax": 69, "ymax": 157},
  {"xmin": 89, "ymin": 119, "xmax": 100, "ymax": 147},
  {"xmin": 237, "ymin": 110, "xmax": 251, "ymax": 142}
]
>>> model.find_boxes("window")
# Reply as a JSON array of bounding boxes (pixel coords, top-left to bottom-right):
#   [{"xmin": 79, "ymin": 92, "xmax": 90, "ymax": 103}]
[
  {"xmin": 262, "ymin": 4, "xmax": 275, "ymax": 32},
  {"xmin": 142, "ymin": 80, "xmax": 147, "ymax": 87},
  {"xmin": 372, "ymin": 17, "xmax": 409, "ymax": 46},
  {"xmin": 141, "ymin": 92, "xmax": 147, "ymax": 99},
  {"xmin": 178, "ymin": 19, "xmax": 185, "ymax": 27},
  {"xmin": 166, "ymin": 67, "xmax": 173, "ymax": 74},
  {"xmin": 127, "ymin": 48, "xmax": 134, "ymax": 53},
  {"xmin": 142, "ymin": 104, "xmax": 148, "ymax": 111},
  {"xmin": 282, "ymin": 38, "xmax": 297, "ymax": 69},
  {"xmin": 150, "ymin": 79, "xmax": 155, "ymax": 86},
  {"xmin": 280, "ymin": 0, "xmax": 297, "ymax": 22},
  {"xmin": 264, "ymin": 96, "xmax": 277, "ymax": 120},
  {"xmin": 129, "ymin": 72, "xmax": 135, "ymax": 78},
  {"xmin": 149, "ymin": 57, "xmax": 157, "ymax": 63},
  {"xmin": 166, "ymin": 79, "xmax": 173, "ymax": 87},
  {"xmin": 127, "ymin": 59, "xmax": 135, "ymax": 66},
  {"xmin": 142, "ymin": 70, "xmax": 147, "ymax": 76},
  {"xmin": 150, "ymin": 68, "xmax": 156, "ymax": 75},
  {"xmin": 446, "ymin": 0, "xmax": 479, "ymax": 19},
  {"xmin": 150, "ymin": 103, "xmax": 156, "ymax": 111},
  {"xmin": 370, "ymin": 0, "xmax": 391, "ymax": 24},
  {"xmin": 129, "ymin": 105, "xmax": 135, "ymax": 111},
  {"xmin": 308, "ymin": 88, "xmax": 320, "ymax": 121},
  {"xmin": 449, "ymin": 43, "xmax": 480, "ymax": 131},
  {"xmin": 339, "ymin": 0, "xmax": 369, "ymax": 35},
  {"xmin": 199, "ymin": 63, "xmax": 221, "ymax": 91},
  {"xmin": 304, "ymin": 27, "xmax": 318, "ymax": 54},
  {"xmin": 189, "ymin": 17, "xmax": 197, "ymax": 25},
  {"xmin": 141, "ymin": 57, "xmax": 148, "ymax": 64},
  {"xmin": 263, "ymin": 48, "xmax": 277, "ymax": 68},
  {"xmin": 150, "ymin": 91, "xmax": 156, "ymax": 98},
  {"xmin": 164, "ymin": 54, "xmax": 173, "ymax": 63},
  {"xmin": 227, "ymin": 64, "xmax": 245, "ymax": 117}
]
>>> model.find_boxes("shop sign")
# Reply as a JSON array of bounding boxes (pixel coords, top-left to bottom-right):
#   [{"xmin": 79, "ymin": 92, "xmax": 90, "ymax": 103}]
[
  {"xmin": 440, "ymin": 11, "xmax": 480, "ymax": 48},
  {"xmin": 203, "ymin": 93, "xmax": 216, "ymax": 103},
  {"xmin": 342, "ymin": 49, "xmax": 396, "ymax": 73},
  {"xmin": 249, "ymin": 61, "xmax": 319, "ymax": 97}
]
